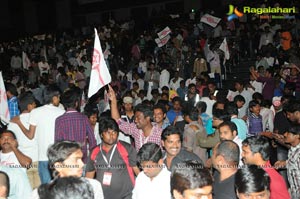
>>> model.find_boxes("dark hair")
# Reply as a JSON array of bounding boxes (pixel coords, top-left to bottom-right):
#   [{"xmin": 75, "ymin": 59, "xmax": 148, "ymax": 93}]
[
  {"xmin": 287, "ymin": 125, "xmax": 300, "ymax": 135},
  {"xmin": 218, "ymin": 121, "xmax": 238, "ymax": 135},
  {"xmin": 83, "ymin": 103, "xmax": 99, "ymax": 118},
  {"xmin": 235, "ymin": 165, "xmax": 270, "ymax": 194},
  {"xmin": 134, "ymin": 104, "xmax": 153, "ymax": 120},
  {"xmin": 162, "ymin": 86, "xmax": 169, "ymax": 91},
  {"xmin": 249, "ymin": 100, "xmax": 260, "ymax": 109},
  {"xmin": 187, "ymin": 107, "xmax": 199, "ymax": 121},
  {"xmin": 161, "ymin": 126, "xmax": 182, "ymax": 142},
  {"xmin": 18, "ymin": 91, "xmax": 36, "ymax": 112},
  {"xmin": 153, "ymin": 104, "xmax": 167, "ymax": 114},
  {"xmin": 43, "ymin": 85, "xmax": 60, "ymax": 104},
  {"xmin": 0, "ymin": 171, "xmax": 9, "ymax": 197},
  {"xmin": 234, "ymin": 79, "xmax": 245, "ymax": 87},
  {"xmin": 38, "ymin": 176, "xmax": 94, "ymax": 199},
  {"xmin": 171, "ymin": 161, "xmax": 212, "ymax": 196},
  {"xmin": 252, "ymin": 92, "xmax": 264, "ymax": 103},
  {"xmin": 242, "ymin": 136, "xmax": 270, "ymax": 161},
  {"xmin": 5, "ymin": 83, "xmax": 18, "ymax": 96},
  {"xmin": 60, "ymin": 88, "xmax": 81, "ymax": 109},
  {"xmin": 283, "ymin": 100, "xmax": 300, "ymax": 113},
  {"xmin": 172, "ymin": 96, "xmax": 182, "ymax": 105},
  {"xmin": 225, "ymin": 102, "xmax": 238, "ymax": 115},
  {"xmin": 266, "ymin": 68, "xmax": 274, "ymax": 77},
  {"xmin": 137, "ymin": 143, "xmax": 162, "ymax": 164},
  {"xmin": 98, "ymin": 117, "xmax": 119, "ymax": 136},
  {"xmin": 215, "ymin": 140, "xmax": 239, "ymax": 165},
  {"xmin": 1, "ymin": 130, "xmax": 17, "ymax": 140},
  {"xmin": 188, "ymin": 83, "xmax": 196, "ymax": 89},
  {"xmin": 47, "ymin": 141, "xmax": 81, "ymax": 169},
  {"xmin": 234, "ymin": 95, "xmax": 245, "ymax": 103},
  {"xmin": 213, "ymin": 109, "xmax": 231, "ymax": 122},
  {"xmin": 196, "ymin": 101, "xmax": 207, "ymax": 113}
]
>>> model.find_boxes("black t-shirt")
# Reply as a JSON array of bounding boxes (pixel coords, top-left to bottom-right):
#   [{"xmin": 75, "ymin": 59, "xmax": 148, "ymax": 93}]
[
  {"xmin": 213, "ymin": 171, "xmax": 237, "ymax": 199},
  {"xmin": 86, "ymin": 141, "xmax": 137, "ymax": 199}
]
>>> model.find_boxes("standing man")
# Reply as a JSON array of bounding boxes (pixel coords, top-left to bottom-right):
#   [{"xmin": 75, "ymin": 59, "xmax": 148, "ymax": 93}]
[
  {"xmin": 133, "ymin": 143, "xmax": 171, "ymax": 199},
  {"xmin": 55, "ymin": 88, "xmax": 96, "ymax": 163},
  {"xmin": 7, "ymin": 92, "xmax": 40, "ymax": 189},
  {"xmin": 85, "ymin": 118, "xmax": 139, "ymax": 199},
  {"xmin": 241, "ymin": 136, "xmax": 290, "ymax": 199},
  {"xmin": 5, "ymin": 83, "xmax": 20, "ymax": 119},
  {"xmin": 109, "ymin": 85, "xmax": 162, "ymax": 151},
  {"xmin": 212, "ymin": 140, "xmax": 239, "ymax": 199},
  {"xmin": 11, "ymin": 85, "xmax": 65, "ymax": 184}
]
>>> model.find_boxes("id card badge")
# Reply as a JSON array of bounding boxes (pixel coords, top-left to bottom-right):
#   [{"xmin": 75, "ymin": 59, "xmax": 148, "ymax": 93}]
[{"xmin": 103, "ymin": 172, "xmax": 112, "ymax": 186}]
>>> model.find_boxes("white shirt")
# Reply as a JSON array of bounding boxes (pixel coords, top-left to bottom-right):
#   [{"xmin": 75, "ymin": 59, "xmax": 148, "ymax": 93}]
[
  {"xmin": 7, "ymin": 113, "xmax": 38, "ymax": 162},
  {"xmin": 260, "ymin": 107, "xmax": 274, "ymax": 132},
  {"xmin": 170, "ymin": 77, "xmax": 183, "ymax": 91},
  {"xmin": 0, "ymin": 151, "xmax": 24, "ymax": 171},
  {"xmin": 29, "ymin": 104, "xmax": 65, "ymax": 161},
  {"xmin": 159, "ymin": 69, "xmax": 170, "ymax": 89},
  {"xmin": 185, "ymin": 77, "xmax": 197, "ymax": 87},
  {"xmin": 199, "ymin": 97, "xmax": 216, "ymax": 117},
  {"xmin": 250, "ymin": 80, "xmax": 263, "ymax": 94},
  {"xmin": 233, "ymin": 136, "xmax": 243, "ymax": 167},
  {"xmin": 238, "ymin": 89, "xmax": 252, "ymax": 119},
  {"xmin": 132, "ymin": 165, "xmax": 171, "ymax": 199}
]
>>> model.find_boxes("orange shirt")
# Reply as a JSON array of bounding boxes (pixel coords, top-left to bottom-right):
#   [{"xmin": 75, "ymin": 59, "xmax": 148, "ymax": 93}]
[{"xmin": 281, "ymin": 31, "xmax": 292, "ymax": 50}]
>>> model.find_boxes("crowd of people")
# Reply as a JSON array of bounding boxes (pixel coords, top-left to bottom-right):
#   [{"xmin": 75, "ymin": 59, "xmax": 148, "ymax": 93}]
[{"xmin": 0, "ymin": 0, "xmax": 300, "ymax": 198}]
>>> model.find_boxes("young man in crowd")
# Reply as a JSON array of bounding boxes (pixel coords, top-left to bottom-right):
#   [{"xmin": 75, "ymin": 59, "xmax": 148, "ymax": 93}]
[
  {"xmin": 171, "ymin": 161, "xmax": 213, "ymax": 199},
  {"xmin": 108, "ymin": 85, "xmax": 162, "ymax": 151},
  {"xmin": 235, "ymin": 165, "xmax": 271, "ymax": 199},
  {"xmin": 161, "ymin": 126, "xmax": 203, "ymax": 171},
  {"xmin": 241, "ymin": 136, "xmax": 290, "ymax": 199},
  {"xmin": 133, "ymin": 143, "xmax": 171, "ymax": 199},
  {"xmin": 85, "ymin": 117, "xmax": 139, "ymax": 199}
]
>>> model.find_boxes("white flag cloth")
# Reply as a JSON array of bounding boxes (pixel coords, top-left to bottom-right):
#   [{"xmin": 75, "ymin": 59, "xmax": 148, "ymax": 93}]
[
  {"xmin": 155, "ymin": 35, "xmax": 171, "ymax": 47},
  {"xmin": 80, "ymin": 91, "xmax": 86, "ymax": 113},
  {"xmin": 219, "ymin": 38, "xmax": 230, "ymax": 63},
  {"xmin": 157, "ymin": 26, "xmax": 171, "ymax": 39},
  {"xmin": 88, "ymin": 28, "xmax": 111, "ymax": 98},
  {"xmin": 0, "ymin": 72, "xmax": 10, "ymax": 121},
  {"xmin": 200, "ymin": 14, "xmax": 221, "ymax": 28},
  {"xmin": 22, "ymin": 51, "xmax": 31, "ymax": 70}
]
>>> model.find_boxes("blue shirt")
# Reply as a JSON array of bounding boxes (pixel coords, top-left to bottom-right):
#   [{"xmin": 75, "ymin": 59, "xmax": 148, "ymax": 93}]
[
  {"xmin": 166, "ymin": 109, "xmax": 182, "ymax": 124},
  {"xmin": 8, "ymin": 96, "xmax": 20, "ymax": 119}
]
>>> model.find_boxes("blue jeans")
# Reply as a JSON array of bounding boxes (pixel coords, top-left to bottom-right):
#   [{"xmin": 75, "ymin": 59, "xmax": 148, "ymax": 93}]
[{"xmin": 38, "ymin": 161, "xmax": 51, "ymax": 184}]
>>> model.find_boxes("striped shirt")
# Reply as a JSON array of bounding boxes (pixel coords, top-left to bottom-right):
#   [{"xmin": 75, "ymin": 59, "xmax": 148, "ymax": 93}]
[
  {"xmin": 117, "ymin": 118, "xmax": 162, "ymax": 151},
  {"xmin": 287, "ymin": 143, "xmax": 300, "ymax": 198},
  {"xmin": 55, "ymin": 109, "xmax": 96, "ymax": 163}
]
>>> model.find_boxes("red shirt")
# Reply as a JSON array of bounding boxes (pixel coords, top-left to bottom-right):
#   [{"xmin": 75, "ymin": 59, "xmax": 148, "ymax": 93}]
[{"xmin": 263, "ymin": 161, "xmax": 290, "ymax": 199}]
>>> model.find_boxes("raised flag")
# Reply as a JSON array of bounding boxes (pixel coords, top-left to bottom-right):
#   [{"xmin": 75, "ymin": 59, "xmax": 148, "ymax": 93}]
[
  {"xmin": 157, "ymin": 26, "xmax": 171, "ymax": 39},
  {"xmin": 219, "ymin": 38, "xmax": 230, "ymax": 62},
  {"xmin": 0, "ymin": 72, "xmax": 10, "ymax": 121},
  {"xmin": 155, "ymin": 34, "xmax": 171, "ymax": 47},
  {"xmin": 88, "ymin": 28, "xmax": 111, "ymax": 98},
  {"xmin": 22, "ymin": 51, "xmax": 31, "ymax": 70},
  {"xmin": 200, "ymin": 14, "xmax": 221, "ymax": 28}
]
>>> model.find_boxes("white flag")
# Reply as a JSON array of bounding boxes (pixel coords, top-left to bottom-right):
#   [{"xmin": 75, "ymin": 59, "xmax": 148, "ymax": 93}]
[
  {"xmin": 155, "ymin": 35, "xmax": 171, "ymax": 47},
  {"xmin": 88, "ymin": 28, "xmax": 111, "ymax": 98},
  {"xmin": 80, "ymin": 91, "xmax": 86, "ymax": 113},
  {"xmin": 157, "ymin": 26, "xmax": 171, "ymax": 39},
  {"xmin": 219, "ymin": 38, "xmax": 230, "ymax": 60},
  {"xmin": 200, "ymin": 14, "xmax": 221, "ymax": 28},
  {"xmin": 0, "ymin": 72, "xmax": 10, "ymax": 121},
  {"xmin": 22, "ymin": 51, "xmax": 31, "ymax": 70}
]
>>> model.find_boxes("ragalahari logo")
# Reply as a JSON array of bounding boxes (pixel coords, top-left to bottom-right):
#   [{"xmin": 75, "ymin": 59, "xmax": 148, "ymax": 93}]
[{"xmin": 227, "ymin": 5, "xmax": 244, "ymax": 21}]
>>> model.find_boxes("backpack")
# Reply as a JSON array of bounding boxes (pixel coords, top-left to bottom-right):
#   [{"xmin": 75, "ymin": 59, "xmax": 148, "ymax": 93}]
[{"xmin": 90, "ymin": 141, "xmax": 135, "ymax": 186}]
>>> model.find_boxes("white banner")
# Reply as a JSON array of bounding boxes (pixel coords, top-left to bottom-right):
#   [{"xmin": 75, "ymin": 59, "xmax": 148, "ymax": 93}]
[
  {"xmin": 219, "ymin": 38, "xmax": 230, "ymax": 60},
  {"xmin": 88, "ymin": 28, "xmax": 111, "ymax": 98},
  {"xmin": 157, "ymin": 26, "xmax": 171, "ymax": 39},
  {"xmin": 155, "ymin": 35, "xmax": 171, "ymax": 48},
  {"xmin": 0, "ymin": 72, "xmax": 10, "ymax": 121},
  {"xmin": 200, "ymin": 14, "xmax": 221, "ymax": 28}
]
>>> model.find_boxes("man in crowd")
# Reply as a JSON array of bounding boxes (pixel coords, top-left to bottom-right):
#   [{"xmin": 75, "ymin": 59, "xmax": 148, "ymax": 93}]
[
  {"xmin": 133, "ymin": 143, "xmax": 171, "ymax": 199},
  {"xmin": 86, "ymin": 117, "xmax": 139, "ymax": 199},
  {"xmin": 55, "ymin": 88, "xmax": 96, "ymax": 163},
  {"xmin": 241, "ymin": 136, "xmax": 290, "ymax": 199},
  {"xmin": 109, "ymin": 85, "xmax": 162, "ymax": 151},
  {"xmin": 5, "ymin": 83, "xmax": 20, "ymax": 119},
  {"xmin": 161, "ymin": 126, "xmax": 203, "ymax": 171},
  {"xmin": 171, "ymin": 161, "xmax": 213, "ymax": 199},
  {"xmin": 11, "ymin": 85, "xmax": 65, "ymax": 183},
  {"xmin": 212, "ymin": 140, "xmax": 239, "ymax": 199}
]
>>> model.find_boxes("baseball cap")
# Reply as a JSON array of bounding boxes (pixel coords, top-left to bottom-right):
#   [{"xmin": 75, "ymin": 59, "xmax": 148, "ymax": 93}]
[
  {"xmin": 272, "ymin": 96, "xmax": 281, "ymax": 107},
  {"xmin": 123, "ymin": 96, "xmax": 133, "ymax": 104}
]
